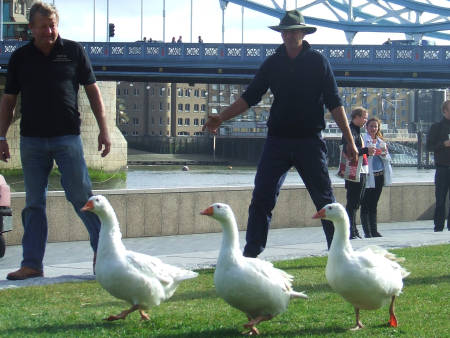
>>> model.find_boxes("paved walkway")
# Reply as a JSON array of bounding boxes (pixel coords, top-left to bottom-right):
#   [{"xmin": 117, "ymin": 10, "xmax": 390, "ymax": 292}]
[{"xmin": 0, "ymin": 220, "xmax": 449, "ymax": 290}]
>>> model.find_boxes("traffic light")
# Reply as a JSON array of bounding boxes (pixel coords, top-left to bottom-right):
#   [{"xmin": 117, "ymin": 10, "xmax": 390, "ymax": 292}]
[{"xmin": 109, "ymin": 23, "xmax": 115, "ymax": 37}]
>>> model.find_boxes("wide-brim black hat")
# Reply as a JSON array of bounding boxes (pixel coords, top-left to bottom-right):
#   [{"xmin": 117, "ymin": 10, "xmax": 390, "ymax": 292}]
[{"xmin": 269, "ymin": 9, "xmax": 316, "ymax": 34}]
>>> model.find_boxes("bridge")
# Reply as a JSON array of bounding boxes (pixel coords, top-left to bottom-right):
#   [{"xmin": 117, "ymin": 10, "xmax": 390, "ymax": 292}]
[{"xmin": 0, "ymin": 41, "xmax": 449, "ymax": 88}]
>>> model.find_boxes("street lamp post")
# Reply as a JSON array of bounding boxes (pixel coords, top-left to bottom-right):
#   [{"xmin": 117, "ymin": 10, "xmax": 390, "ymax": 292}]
[{"xmin": 382, "ymin": 98, "xmax": 403, "ymax": 132}]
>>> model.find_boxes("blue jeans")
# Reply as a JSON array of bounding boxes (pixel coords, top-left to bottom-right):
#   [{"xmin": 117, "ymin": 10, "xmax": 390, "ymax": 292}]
[
  {"xmin": 434, "ymin": 166, "xmax": 450, "ymax": 231},
  {"xmin": 243, "ymin": 136, "xmax": 336, "ymax": 257},
  {"xmin": 20, "ymin": 135, "xmax": 101, "ymax": 271}
]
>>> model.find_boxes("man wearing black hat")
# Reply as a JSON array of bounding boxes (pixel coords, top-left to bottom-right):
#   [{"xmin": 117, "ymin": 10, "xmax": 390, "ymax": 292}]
[{"xmin": 203, "ymin": 10, "xmax": 358, "ymax": 255}]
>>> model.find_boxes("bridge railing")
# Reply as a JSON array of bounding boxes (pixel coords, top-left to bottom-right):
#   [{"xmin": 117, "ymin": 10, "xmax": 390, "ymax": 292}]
[{"xmin": 0, "ymin": 41, "xmax": 449, "ymax": 68}]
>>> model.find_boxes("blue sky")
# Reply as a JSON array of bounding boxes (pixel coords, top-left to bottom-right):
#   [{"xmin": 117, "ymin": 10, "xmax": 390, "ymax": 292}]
[{"xmin": 49, "ymin": 0, "xmax": 449, "ymax": 45}]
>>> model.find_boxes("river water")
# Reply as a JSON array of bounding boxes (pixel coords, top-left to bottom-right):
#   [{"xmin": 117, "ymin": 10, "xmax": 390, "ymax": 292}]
[
  {"xmin": 4, "ymin": 165, "xmax": 435, "ymax": 192},
  {"xmin": 124, "ymin": 165, "xmax": 435, "ymax": 190}
]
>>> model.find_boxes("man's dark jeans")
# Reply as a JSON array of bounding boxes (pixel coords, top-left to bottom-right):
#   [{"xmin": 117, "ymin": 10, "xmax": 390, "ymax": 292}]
[
  {"xmin": 243, "ymin": 136, "xmax": 335, "ymax": 257},
  {"xmin": 434, "ymin": 165, "xmax": 450, "ymax": 231}
]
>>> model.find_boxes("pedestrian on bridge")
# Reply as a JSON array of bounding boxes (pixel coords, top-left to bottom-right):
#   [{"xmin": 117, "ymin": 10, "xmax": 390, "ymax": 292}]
[
  {"xmin": 0, "ymin": 2, "xmax": 111, "ymax": 280},
  {"xmin": 427, "ymin": 99, "xmax": 450, "ymax": 232},
  {"xmin": 203, "ymin": 9, "xmax": 358, "ymax": 255}
]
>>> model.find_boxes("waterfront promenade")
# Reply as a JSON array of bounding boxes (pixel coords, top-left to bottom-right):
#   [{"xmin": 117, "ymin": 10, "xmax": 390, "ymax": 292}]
[{"xmin": 1, "ymin": 219, "xmax": 449, "ymax": 290}]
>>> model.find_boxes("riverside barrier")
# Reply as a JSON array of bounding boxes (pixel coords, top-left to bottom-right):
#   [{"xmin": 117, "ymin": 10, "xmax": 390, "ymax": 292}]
[{"xmin": 3, "ymin": 182, "xmax": 436, "ymax": 246}]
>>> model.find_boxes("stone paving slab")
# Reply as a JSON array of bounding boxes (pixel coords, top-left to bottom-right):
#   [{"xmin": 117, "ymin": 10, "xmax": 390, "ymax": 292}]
[{"xmin": 0, "ymin": 220, "xmax": 449, "ymax": 290}]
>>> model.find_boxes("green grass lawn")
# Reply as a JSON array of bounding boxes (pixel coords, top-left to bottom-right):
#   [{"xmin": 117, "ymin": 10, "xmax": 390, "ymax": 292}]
[{"xmin": 0, "ymin": 244, "xmax": 448, "ymax": 337}]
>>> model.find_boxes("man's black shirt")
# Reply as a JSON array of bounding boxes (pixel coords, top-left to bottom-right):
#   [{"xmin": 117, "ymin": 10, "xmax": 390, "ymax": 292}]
[
  {"xmin": 241, "ymin": 41, "xmax": 342, "ymax": 139},
  {"xmin": 5, "ymin": 36, "xmax": 96, "ymax": 137}
]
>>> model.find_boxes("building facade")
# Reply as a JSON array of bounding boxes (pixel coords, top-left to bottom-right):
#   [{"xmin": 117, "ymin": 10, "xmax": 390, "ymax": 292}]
[
  {"xmin": 117, "ymin": 82, "xmax": 448, "ymax": 138},
  {"xmin": 116, "ymin": 82, "xmax": 209, "ymax": 137}
]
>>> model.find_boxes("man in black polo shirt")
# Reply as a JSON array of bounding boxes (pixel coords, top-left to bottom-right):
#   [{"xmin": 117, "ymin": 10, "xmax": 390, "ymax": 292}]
[
  {"xmin": 203, "ymin": 10, "xmax": 358, "ymax": 256},
  {"xmin": 0, "ymin": 2, "xmax": 111, "ymax": 280},
  {"xmin": 427, "ymin": 99, "xmax": 450, "ymax": 232}
]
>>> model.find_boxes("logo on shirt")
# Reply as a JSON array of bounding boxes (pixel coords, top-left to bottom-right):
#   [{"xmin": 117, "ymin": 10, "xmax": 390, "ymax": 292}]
[{"xmin": 53, "ymin": 54, "xmax": 72, "ymax": 62}]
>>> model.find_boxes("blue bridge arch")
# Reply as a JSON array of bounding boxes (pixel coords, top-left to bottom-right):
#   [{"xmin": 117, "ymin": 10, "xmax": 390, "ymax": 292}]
[{"xmin": 0, "ymin": 41, "xmax": 449, "ymax": 88}]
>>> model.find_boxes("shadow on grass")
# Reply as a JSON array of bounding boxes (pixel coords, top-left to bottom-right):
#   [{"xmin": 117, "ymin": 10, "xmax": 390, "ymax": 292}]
[
  {"xmin": 170, "ymin": 288, "xmax": 218, "ymax": 302},
  {"xmin": 0, "ymin": 322, "xmax": 120, "ymax": 337},
  {"xmin": 150, "ymin": 325, "xmax": 349, "ymax": 337},
  {"xmin": 81, "ymin": 300, "xmax": 125, "ymax": 308},
  {"xmin": 280, "ymin": 265, "xmax": 326, "ymax": 271},
  {"xmin": 292, "ymin": 282, "xmax": 332, "ymax": 293},
  {"xmin": 404, "ymin": 274, "xmax": 450, "ymax": 286}
]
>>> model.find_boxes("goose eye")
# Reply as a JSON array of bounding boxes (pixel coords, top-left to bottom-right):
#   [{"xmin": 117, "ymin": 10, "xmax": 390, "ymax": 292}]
[
  {"xmin": 95, "ymin": 198, "xmax": 100, "ymax": 202},
  {"xmin": 328, "ymin": 206, "xmax": 332, "ymax": 210},
  {"xmin": 217, "ymin": 205, "xmax": 221, "ymax": 209}
]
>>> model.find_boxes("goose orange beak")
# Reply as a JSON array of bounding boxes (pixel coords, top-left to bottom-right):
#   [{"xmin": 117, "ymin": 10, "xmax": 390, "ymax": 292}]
[
  {"xmin": 200, "ymin": 206, "xmax": 214, "ymax": 216},
  {"xmin": 81, "ymin": 200, "xmax": 94, "ymax": 212},
  {"xmin": 312, "ymin": 208, "xmax": 326, "ymax": 219}
]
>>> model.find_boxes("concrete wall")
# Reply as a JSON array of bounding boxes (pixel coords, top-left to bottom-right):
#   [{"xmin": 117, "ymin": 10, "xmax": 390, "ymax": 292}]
[
  {"xmin": 4, "ymin": 182, "xmax": 436, "ymax": 246},
  {"xmin": 0, "ymin": 81, "xmax": 127, "ymax": 171}
]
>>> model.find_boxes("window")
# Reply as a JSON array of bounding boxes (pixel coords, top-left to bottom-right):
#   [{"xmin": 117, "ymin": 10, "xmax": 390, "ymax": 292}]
[
  {"xmin": 185, "ymin": 104, "xmax": 190, "ymax": 112},
  {"xmin": 159, "ymin": 117, "xmax": 163, "ymax": 125},
  {"xmin": 178, "ymin": 103, "xmax": 183, "ymax": 111},
  {"xmin": 134, "ymin": 88, "xmax": 139, "ymax": 96},
  {"xmin": 133, "ymin": 103, "xmax": 138, "ymax": 110},
  {"xmin": 194, "ymin": 118, "xmax": 199, "ymax": 126},
  {"xmin": 178, "ymin": 88, "xmax": 183, "ymax": 97},
  {"xmin": 133, "ymin": 117, "xmax": 139, "ymax": 125},
  {"xmin": 167, "ymin": 118, "xmax": 170, "ymax": 125},
  {"xmin": 194, "ymin": 89, "xmax": 199, "ymax": 97},
  {"xmin": 150, "ymin": 87, "xmax": 155, "ymax": 95},
  {"xmin": 117, "ymin": 88, "xmax": 120, "ymax": 95},
  {"xmin": 123, "ymin": 88, "xmax": 129, "ymax": 95},
  {"xmin": 212, "ymin": 84, "xmax": 218, "ymax": 90},
  {"xmin": 201, "ymin": 90, "xmax": 207, "ymax": 97},
  {"xmin": 159, "ymin": 130, "xmax": 162, "ymax": 135},
  {"xmin": 194, "ymin": 131, "xmax": 204, "ymax": 136},
  {"xmin": 151, "ymin": 103, "xmax": 155, "ymax": 111},
  {"xmin": 177, "ymin": 118, "xmax": 183, "ymax": 126},
  {"xmin": 122, "ymin": 130, "xmax": 128, "ymax": 136},
  {"xmin": 201, "ymin": 118, "xmax": 206, "ymax": 125},
  {"xmin": 178, "ymin": 131, "xmax": 190, "ymax": 136},
  {"xmin": 201, "ymin": 104, "xmax": 206, "ymax": 112},
  {"xmin": 132, "ymin": 131, "xmax": 139, "ymax": 136},
  {"xmin": 185, "ymin": 118, "xmax": 190, "ymax": 125},
  {"xmin": 159, "ymin": 87, "xmax": 164, "ymax": 96},
  {"xmin": 185, "ymin": 89, "xmax": 191, "ymax": 97},
  {"xmin": 167, "ymin": 88, "xmax": 171, "ymax": 96},
  {"xmin": 194, "ymin": 104, "xmax": 199, "ymax": 112},
  {"xmin": 159, "ymin": 102, "xmax": 163, "ymax": 111}
]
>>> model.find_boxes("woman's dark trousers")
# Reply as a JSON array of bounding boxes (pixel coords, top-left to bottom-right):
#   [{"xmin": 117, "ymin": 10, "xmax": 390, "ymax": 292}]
[{"xmin": 345, "ymin": 174, "xmax": 366, "ymax": 239}]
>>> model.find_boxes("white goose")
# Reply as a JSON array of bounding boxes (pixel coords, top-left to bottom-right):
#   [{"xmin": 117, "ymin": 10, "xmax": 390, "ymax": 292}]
[
  {"xmin": 81, "ymin": 195, "xmax": 198, "ymax": 321},
  {"xmin": 201, "ymin": 203, "xmax": 307, "ymax": 335},
  {"xmin": 313, "ymin": 202, "xmax": 410, "ymax": 330}
]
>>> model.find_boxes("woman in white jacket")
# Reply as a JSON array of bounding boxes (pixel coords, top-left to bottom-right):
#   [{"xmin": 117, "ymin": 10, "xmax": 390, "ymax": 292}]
[{"xmin": 360, "ymin": 117, "xmax": 393, "ymax": 237}]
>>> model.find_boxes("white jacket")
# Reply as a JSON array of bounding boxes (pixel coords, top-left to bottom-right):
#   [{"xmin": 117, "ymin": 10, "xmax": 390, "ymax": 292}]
[{"xmin": 363, "ymin": 133, "xmax": 393, "ymax": 188}]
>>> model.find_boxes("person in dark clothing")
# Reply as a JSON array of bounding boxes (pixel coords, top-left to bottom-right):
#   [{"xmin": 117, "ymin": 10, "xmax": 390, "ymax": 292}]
[
  {"xmin": 341, "ymin": 107, "xmax": 374, "ymax": 239},
  {"xmin": 202, "ymin": 10, "xmax": 358, "ymax": 255},
  {"xmin": 0, "ymin": 2, "xmax": 111, "ymax": 280},
  {"xmin": 427, "ymin": 99, "xmax": 450, "ymax": 232}
]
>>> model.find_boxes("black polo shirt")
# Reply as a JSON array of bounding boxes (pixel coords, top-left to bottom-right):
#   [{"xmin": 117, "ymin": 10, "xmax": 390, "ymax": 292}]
[{"xmin": 4, "ymin": 36, "xmax": 96, "ymax": 137}]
